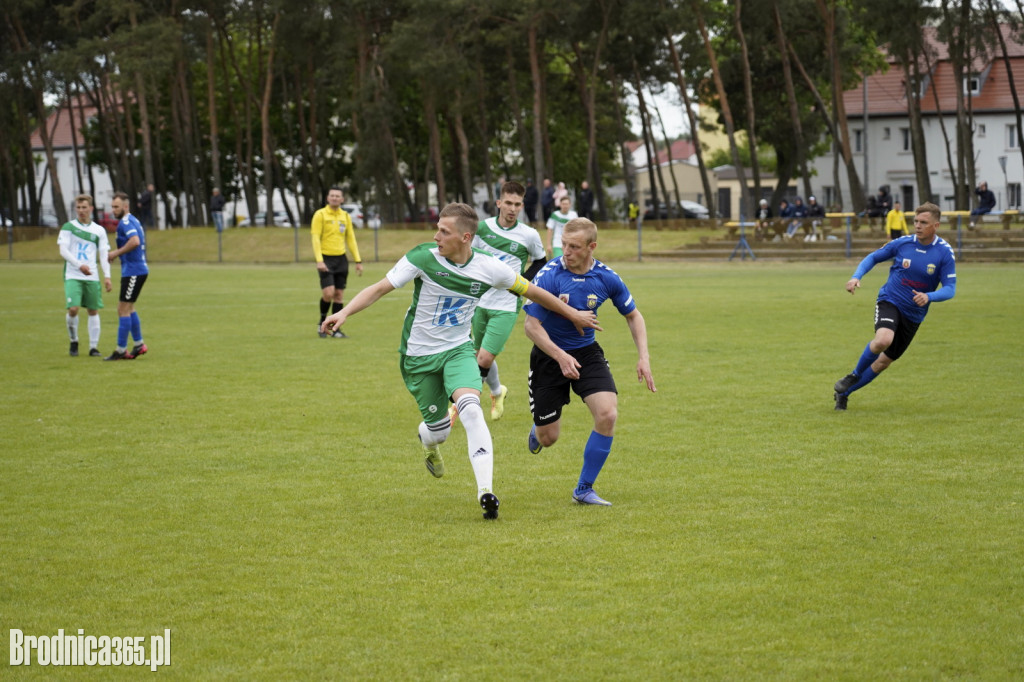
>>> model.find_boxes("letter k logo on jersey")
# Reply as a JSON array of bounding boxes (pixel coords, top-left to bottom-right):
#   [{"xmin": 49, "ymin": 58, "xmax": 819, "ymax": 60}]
[{"xmin": 434, "ymin": 296, "xmax": 469, "ymax": 327}]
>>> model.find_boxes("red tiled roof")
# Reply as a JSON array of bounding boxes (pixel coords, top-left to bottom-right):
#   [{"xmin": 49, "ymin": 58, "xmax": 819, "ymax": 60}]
[
  {"xmin": 844, "ymin": 24, "xmax": 1024, "ymax": 116},
  {"xmin": 654, "ymin": 139, "xmax": 696, "ymax": 165},
  {"xmin": 30, "ymin": 94, "xmax": 109, "ymax": 150}
]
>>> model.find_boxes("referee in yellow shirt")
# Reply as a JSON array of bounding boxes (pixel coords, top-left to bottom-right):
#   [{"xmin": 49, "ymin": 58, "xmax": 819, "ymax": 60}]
[
  {"xmin": 312, "ymin": 187, "xmax": 363, "ymax": 337},
  {"xmin": 886, "ymin": 199, "xmax": 909, "ymax": 240}
]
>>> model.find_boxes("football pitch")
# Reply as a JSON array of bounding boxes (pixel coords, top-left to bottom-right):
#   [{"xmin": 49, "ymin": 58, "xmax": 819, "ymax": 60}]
[{"xmin": 2, "ymin": 260, "xmax": 1022, "ymax": 678}]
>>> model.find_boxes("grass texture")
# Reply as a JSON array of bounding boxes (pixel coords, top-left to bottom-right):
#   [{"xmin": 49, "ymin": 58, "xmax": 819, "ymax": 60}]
[{"xmin": 1, "ymin": 255, "xmax": 1022, "ymax": 679}]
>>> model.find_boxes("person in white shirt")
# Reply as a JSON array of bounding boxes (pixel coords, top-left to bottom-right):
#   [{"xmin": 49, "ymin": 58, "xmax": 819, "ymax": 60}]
[
  {"xmin": 545, "ymin": 195, "xmax": 578, "ymax": 259},
  {"xmin": 57, "ymin": 194, "xmax": 112, "ymax": 357}
]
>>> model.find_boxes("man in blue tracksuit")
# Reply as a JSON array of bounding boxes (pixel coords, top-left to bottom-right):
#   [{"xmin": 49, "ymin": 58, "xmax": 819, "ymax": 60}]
[{"xmin": 833, "ymin": 202, "xmax": 957, "ymax": 410}]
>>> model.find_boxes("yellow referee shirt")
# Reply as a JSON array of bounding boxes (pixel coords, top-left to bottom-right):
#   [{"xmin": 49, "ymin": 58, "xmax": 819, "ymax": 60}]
[{"xmin": 311, "ymin": 205, "xmax": 362, "ymax": 263}]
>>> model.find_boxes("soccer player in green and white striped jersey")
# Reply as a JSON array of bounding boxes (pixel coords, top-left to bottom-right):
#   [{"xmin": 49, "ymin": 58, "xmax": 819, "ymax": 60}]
[
  {"xmin": 58, "ymin": 194, "xmax": 112, "ymax": 357},
  {"xmin": 465, "ymin": 180, "xmax": 547, "ymax": 420},
  {"xmin": 321, "ymin": 203, "xmax": 600, "ymax": 520}
]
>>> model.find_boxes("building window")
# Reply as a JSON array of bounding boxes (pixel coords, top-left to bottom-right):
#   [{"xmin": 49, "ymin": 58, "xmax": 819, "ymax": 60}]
[
  {"xmin": 978, "ymin": 123, "xmax": 986, "ymax": 138},
  {"xmin": 964, "ymin": 74, "xmax": 981, "ymax": 96},
  {"xmin": 823, "ymin": 186, "xmax": 835, "ymax": 208},
  {"xmin": 1009, "ymin": 183, "xmax": 1022, "ymax": 209},
  {"xmin": 1009, "ymin": 124, "xmax": 1020, "ymax": 149},
  {"xmin": 883, "ymin": 127, "xmax": 891, "ymax": 140},
  {"xmin": 853, "ymin": 129, "xmax": 863, "ymax": 153},
  {"xmin": 900, "ymin": 128, "xmax": 911, "ymax": 152}
]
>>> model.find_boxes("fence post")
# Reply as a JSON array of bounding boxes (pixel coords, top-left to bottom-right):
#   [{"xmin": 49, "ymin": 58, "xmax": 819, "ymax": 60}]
[{"xmin": 845, "ymin": 216, "xmax": 852, "ymax": 259}]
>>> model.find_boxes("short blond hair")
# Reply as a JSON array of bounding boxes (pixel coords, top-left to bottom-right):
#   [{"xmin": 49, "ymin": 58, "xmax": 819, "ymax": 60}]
[
  {"xmin": 915, "ymin": 202, "xmax": 941, "ymax": 223},
  {"xmin": 75, "ymin": 194, "xmax": 93, "ymax": 207},
  {"xmin": 563, "ymin": 217, "xmax": 597, "ymax": 244},
  {"xmin": 438, "ymin": 202, "xmax": 479, "ymax": 236}
]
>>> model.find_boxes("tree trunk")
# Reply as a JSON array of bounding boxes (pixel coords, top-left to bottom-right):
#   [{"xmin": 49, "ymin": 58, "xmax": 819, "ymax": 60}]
[
  {"xmin": 734, "ymin": 0, "xmax": 762, "ymax": 204},
  {"xmin": 261, "ymin": 13, "xmax": 281, "ymax": 226},
  {"xmin": 528, "ymin": 19, "xmax": 546, "ymax": 184},
  {"xmin": 425, "ymin": 90, "xmax": 446, "ymax": 211},
  {"xmin": 129, "ymin": 5, "xmax": 155, "ymax": 190},
  {"xmin": 695, "ymin": 5, "xmax": 753, "ymax": 219},
  {"xmin": 816, "ymin": 0, "xmax": 864, "ymax": 213},
  {"xmin": 904, "ymin": 57, "xmax": 932, "ymax": 203},
  {"xmin": 665, "ymin": 30, "xmax": 715, "ymax": 215},
  {"xmin": 452, "ymin": 88, "xmax": 474, "ymax": 206},
  {"xmin": 773, "ymin": 2, "xmax": 811, "ymax": 200},
  {"xmin": 206, "ymin": 22, "xmax": 222, "ymax": 200}
]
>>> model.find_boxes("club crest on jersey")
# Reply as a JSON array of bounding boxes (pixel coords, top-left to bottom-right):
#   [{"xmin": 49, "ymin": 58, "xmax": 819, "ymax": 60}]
[
  {"xmin": 509, "ymin": 242, "xmax": 519, "ymax": 252},
  {"xmin": 559, "ymin": 293, "xmax": 570, "ymax": 304},
  {"xmin": 470, "ymin": 282, "xmax": 481, "ymax": 294},
  {"xmin": 926, "ymin": 263, "xmax": 936, "ymax": 275},
  {"xmin": 586, "ymin": 293, "xmax": 598, "ymax": 309},
  {"xmin": 902, "ymin": 258, "xmax": 911, "ymax": 269}
]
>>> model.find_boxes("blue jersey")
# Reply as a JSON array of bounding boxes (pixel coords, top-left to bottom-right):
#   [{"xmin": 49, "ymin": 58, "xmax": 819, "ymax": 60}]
[
  {"xmin": 852, "ymin": 234, "xmax": 956, "ymax": 324},
  {"xmin": 116, "ymin": 213, "xmax": 149, "ymax": 277},
  {"xmin": 524, "ymin": 257, "xmax": 636, "ymax": 350}
]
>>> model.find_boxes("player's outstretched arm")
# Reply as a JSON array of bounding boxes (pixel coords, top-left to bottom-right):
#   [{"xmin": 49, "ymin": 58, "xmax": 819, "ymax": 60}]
[
  {"xmin": 321, "ymin": 277, "xmax": 395, "ymax": 334},
  {"xmin": 521, "ymin": 282, "xmax": 602, "ymax": 335},
  {"xmin": 524, "ymin": 315, "xmax": 581, "ymax": 380},
  {"xmin": 624, "ymin": 309, "xmax": 656, "ymax": 393}
]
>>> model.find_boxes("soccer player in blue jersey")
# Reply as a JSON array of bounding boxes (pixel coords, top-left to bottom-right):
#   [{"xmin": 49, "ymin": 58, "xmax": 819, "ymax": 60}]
[
  {"xmin": 524, "ymin": 218, "xmax": 656, "ymax": 506},
  {"xmin": 104, "ymin": 191, "xmax": 150, "ymax": 361},
  {"xmin": 833, "ymin": 202, "xmax": 956, "ymax": 410}
]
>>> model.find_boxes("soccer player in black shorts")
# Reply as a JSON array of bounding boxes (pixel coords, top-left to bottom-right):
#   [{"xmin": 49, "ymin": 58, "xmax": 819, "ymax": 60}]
[{"xmin": 523, "ymin": 218, "xmax": 656, "ymax": 506}]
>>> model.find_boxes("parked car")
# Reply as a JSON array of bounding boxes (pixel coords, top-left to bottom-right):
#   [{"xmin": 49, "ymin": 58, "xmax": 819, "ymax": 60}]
[
  {"xmin": 41, "ymin": 213, "xmax": 60, "ymax": 227},
  {"xmin": 643, "ymin": 200, "xmax": 710, "ymax": 220},
  {"xmin": 239, "ymin": 210, "xmax": 293, "ymax": 227},
  {"xmin": 95, "ymin": 211, "xmax": 118, "ymax": 231},
  {"xmin": 341, "ymin": 202, "xmax": 364, "ymax": 228}
]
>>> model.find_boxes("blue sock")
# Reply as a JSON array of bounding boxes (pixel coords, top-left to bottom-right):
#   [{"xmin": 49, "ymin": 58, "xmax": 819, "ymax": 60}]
[
  {"xmin": 130, "ymin": 312, "xmax": 143, "ymax": 343},
  {"xmin": 577, "ymin": 431, "xmax": 613, "ymax": 492},
  {"xmin": 853, "ymin": 343, "xmax": 879, "ymax": 376},
  {"xmin": 117, "ymin": 316, "xmax": 131, "ymax": 349},
  {"xmin": 844, "ymin": 366, "xmax": 878, "ymax": 395}
]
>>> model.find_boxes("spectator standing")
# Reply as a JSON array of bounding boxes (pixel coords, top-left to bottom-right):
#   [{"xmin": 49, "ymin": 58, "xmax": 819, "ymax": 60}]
[
  {"xmin": 546, "ymin": 195, "xmax": 578, "ymax": 259},
  {"xmin": 540, "ymin": 178, "xmax": 556, "ymax": 222},
  {"xmin": 210, "ymin": 187, "xmax": 226, "ymax": 232},
  {"xmin": 311, "ymin": 187, "xmax": 362, "ymax": 338},
  {"xmin": 833, "ymin": 203, "xmax": 956, "ymax": 411},
  {"xmin": 523, "ymin": 179, "xmax": 539, "ymax": 223},
  {"xmin": 58, "ymin": 194, "xmax": 112, "ymax": 357},
  {"xmin": 104, "ymin": 191, "xmax": 150, "ymax": 361},
  {"xmin": 138, "ymin": 184, "xmax": 154, "ymax": 228},
  {"xmin": 886, "ymin": 200, "xmax": 909, "ymax": 240},
  {"xmin": 525, "ymin": 218, "xmax": 656, "ymax": 506},
  {"xmin": 577, "ymin": 180, "xmax": 595, "ymax": 220},
  {"xmin": 553, "ymin": 181, "xmax": 569, "ymax": 205},
  {"xmin": 970, "ymin": 181, "xmax": 996, "ymax": 227}
]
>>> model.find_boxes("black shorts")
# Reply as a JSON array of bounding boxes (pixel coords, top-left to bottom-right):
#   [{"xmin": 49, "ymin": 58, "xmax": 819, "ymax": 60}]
[
  {"xmin": 318, "ymin": 254, "xmax": 349, "ymax": 290},
  {"xmin": 119, "ymin": 274, "xmax": 147, "ymax": 303},
  {"xmin": 874, "ymin": 299, "xmax": 920, "ymax": 360},
  {"xmin": 529, "ymin": 342, "xmax": 617, "ymax": 425}
]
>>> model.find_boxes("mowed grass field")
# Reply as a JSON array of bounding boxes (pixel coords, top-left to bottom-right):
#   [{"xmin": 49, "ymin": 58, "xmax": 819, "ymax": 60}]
[{"xmin": 2, "ymin": 253, "xmax": 1023, "ymax": 679}]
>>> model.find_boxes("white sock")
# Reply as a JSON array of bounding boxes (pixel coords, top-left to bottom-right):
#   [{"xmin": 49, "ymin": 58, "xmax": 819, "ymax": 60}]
[
  {"xmin": 484, "ymin": 362, "xmax": 502, "ymax": 396},
  {"xmin": 418, "ymin": 416, "xmax": 451, "ymax": 446},
  {"xmin": 66, "ymin": 314, "xmax": 79, "ymax": 342},
  {"xmin": 87, "ymin": 315, "xmax": 101, "ymax": 349},
  {"xmin": 456, "ymin": 393, "xmax": 493, "ymax": 496}
]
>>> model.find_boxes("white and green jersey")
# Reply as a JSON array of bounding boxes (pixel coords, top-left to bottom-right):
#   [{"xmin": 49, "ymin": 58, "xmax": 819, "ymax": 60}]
[
  {"xmin": 473, "ymin": 217, "xmax": 545, "ymax": 312},
  {"xmin": 545, "ymin": 209, "xmax": 578, "ymax": 250},
  {"xmin": 57, "ymin": 220, "xmax": 111, "ymax": 282},
  {"xmin": 386, "ymin": 243, "xmax": 527, "ymax": 357}
]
